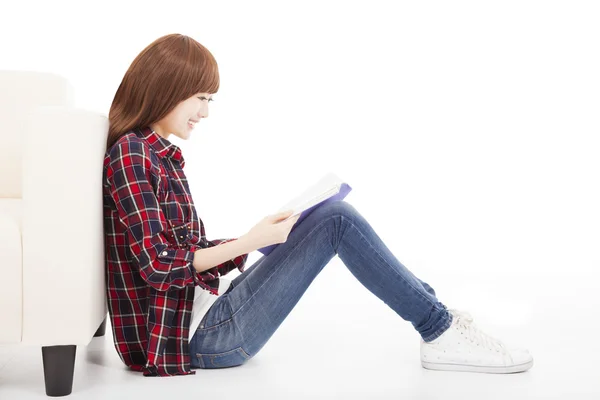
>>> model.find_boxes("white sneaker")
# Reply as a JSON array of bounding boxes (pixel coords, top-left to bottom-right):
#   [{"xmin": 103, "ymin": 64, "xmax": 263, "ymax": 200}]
[{"xmin": 420, "ymin": 309, "xmax": 533, "ymax": 373}]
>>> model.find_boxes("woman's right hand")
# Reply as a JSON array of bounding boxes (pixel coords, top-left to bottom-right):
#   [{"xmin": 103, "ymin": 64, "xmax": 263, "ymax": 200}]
[{"xmin": 242, "ymin": 210, "xmax": 301, "ymax": 249}]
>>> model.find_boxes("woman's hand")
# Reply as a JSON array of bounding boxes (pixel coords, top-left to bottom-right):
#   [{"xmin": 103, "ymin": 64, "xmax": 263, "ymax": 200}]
[{"xmin": 242, "ymin": 210, "xmax": 301, "ymax": 249}]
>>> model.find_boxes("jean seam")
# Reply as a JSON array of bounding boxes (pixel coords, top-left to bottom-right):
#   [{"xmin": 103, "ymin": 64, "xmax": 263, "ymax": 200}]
[{"xmin": 195, "ymin": 346, "xmax": 250, "ymax": 359}]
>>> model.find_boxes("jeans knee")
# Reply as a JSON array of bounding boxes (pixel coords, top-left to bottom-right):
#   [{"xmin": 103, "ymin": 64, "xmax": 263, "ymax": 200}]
[{"xmin": 321, "ymin": 199, "xmax": 357, "ymax": 220}]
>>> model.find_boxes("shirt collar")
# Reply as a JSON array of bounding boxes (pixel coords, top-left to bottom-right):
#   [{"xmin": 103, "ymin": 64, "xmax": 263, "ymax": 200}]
[{"xmin": 135, "ymin": 126, "xmax": 185, "ymax": 166}]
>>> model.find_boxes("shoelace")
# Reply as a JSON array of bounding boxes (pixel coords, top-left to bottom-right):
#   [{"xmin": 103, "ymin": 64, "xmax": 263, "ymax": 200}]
[{"xmin": 448, "ymin": 309, "xmax": 508, "ymax": 353}]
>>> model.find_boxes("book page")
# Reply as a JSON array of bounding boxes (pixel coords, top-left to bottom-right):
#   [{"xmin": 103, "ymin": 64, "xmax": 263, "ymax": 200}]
[{"xmin": 277, "ymin": 172, "xmax": 343, "ymax": 219}]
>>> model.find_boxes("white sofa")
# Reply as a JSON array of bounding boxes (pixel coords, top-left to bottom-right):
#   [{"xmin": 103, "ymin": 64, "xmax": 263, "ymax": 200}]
[{"xmin": 0, "ymin": 70, "xmax": 108, "ymax": 397}]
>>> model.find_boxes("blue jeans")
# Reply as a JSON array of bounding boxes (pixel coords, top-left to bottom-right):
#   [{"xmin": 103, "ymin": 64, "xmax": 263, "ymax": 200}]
[{"xmin": 189, "ymin": 200, "xmax": 452, "ymax": 369}]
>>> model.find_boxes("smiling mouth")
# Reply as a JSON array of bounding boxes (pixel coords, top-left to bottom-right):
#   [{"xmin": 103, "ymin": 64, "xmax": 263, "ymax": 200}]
[{"xmin": 188, "ymin": 120, "xmax": 198, "ymax": 128}]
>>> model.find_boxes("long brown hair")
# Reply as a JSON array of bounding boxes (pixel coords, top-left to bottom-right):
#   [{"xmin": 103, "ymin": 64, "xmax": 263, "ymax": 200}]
[{"xmin": 107, "ymin": 34, "xmax": 220, "ymax": 150}]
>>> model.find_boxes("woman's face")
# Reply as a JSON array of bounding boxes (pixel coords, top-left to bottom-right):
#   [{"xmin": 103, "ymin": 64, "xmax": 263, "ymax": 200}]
[{"xmin": 151, "ymin": 92, "xmax": 213, "ymax": 140}]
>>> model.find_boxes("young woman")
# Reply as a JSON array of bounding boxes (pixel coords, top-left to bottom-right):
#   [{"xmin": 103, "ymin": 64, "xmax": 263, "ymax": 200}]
[{"xmin": 103, "ymin": 33, "xmax": 533, "ymax": 377}]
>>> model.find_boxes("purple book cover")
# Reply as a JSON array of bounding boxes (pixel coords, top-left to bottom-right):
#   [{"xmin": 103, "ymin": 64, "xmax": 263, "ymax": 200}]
[{"xmin": 257, "ymin": 182, "xmax": 352, "ymax": 256}]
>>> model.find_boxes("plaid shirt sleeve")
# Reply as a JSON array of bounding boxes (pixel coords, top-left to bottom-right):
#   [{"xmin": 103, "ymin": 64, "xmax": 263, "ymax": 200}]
[{"xmin": 106, "ymin": 141, "xmax": 200, "ymax": 291}]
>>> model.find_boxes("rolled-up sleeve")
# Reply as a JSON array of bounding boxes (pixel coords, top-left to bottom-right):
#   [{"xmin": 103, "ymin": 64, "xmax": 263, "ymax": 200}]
[{"xmin": 106, "ymin": 141, "xmax": 200, "ymax": 291}]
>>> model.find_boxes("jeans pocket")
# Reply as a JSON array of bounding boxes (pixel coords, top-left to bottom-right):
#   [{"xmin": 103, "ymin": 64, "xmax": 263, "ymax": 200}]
[
  {"xmin": 197, "ymin": 298, "xmax": 232, "ymax": 331},
  {"xmin": 195, "ymin": 347, "xmax": 251, "ymax": 368}
]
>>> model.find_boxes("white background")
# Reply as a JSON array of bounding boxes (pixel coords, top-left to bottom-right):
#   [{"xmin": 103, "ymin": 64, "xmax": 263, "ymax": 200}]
[{"xmin": 1, "ymin": 0, "xmax": 599, "ymax": 398}]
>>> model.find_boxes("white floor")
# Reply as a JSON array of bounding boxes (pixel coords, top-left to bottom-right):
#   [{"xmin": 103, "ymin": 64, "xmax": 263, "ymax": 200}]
[{"xmin": 1, "ymin": 257, "xmax": 597, "ymax": 399}]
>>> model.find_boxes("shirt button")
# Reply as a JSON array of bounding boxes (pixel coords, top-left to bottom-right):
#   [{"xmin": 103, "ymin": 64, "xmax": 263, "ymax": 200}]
[{"xmin": 162, "ymin": 251, "xmax": 168, "ymax": 256}]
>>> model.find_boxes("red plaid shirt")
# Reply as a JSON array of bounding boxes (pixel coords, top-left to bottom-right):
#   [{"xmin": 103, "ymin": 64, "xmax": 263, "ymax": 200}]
[{"xmin": 102, "ymin": 126, "xmax": 248, "ymax": 376}]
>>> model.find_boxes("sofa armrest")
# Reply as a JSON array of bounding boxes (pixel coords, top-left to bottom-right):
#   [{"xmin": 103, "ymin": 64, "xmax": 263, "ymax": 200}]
[
  {"xmin": 0, "ymin": 70, "xmax": 74, "ymax": 198},
  {"xmin": 21, "ymin": 106, "xmax": 109, "ymax": 346}
]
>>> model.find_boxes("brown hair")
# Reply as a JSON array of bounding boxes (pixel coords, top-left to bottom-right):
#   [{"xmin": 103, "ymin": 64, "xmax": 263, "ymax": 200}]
[{"xmin": 106, "ymin": 34, "xmax": 220, "ymax": 150}]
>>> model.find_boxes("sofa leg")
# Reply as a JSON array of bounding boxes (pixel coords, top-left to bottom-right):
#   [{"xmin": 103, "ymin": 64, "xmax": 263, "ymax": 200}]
[
  {"xmin": 42, "ymin": 345, "xmax": 76, "ymax": 397},
  {"xmin": 94, "ymin": 316, "xmax": 107, "ymax": 337}
]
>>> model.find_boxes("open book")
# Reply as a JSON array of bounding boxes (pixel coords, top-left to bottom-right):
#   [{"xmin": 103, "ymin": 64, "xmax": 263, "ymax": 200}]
[{"xmin": 257, "ymin": 172, "xmax": 352, "ymax": 256}]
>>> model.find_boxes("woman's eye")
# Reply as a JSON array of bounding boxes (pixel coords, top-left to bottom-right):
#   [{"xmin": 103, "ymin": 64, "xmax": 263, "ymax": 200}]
[{"xmin": 198, "ymin": 97, "xmax": 214, "ymax": 102}]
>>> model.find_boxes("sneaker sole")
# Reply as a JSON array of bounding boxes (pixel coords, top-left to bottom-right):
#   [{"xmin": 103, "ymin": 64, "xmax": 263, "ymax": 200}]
[{"xmin": 421, "ymin": 358, "xmax": 533, "ymax": 374}]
